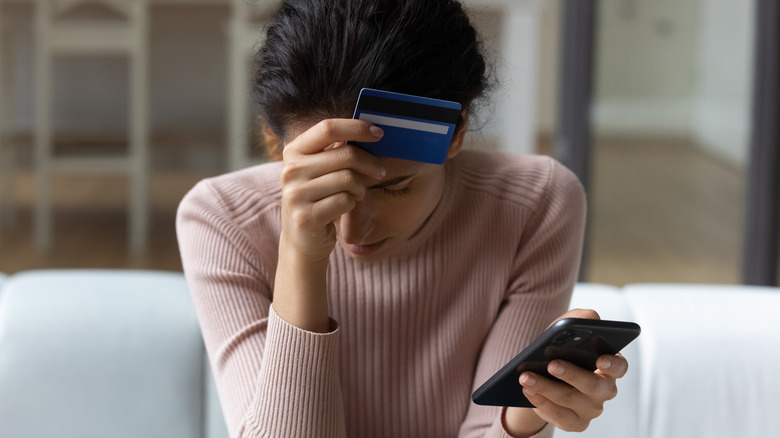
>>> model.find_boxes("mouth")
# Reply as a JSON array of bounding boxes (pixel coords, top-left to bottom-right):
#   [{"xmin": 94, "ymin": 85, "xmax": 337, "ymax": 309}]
[{"xmin": 343, "ymin": 239, "xmax": 388, "ymax": 257}]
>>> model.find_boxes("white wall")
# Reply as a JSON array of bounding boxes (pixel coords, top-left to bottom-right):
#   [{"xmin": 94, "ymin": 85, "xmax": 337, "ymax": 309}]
[
  {"xmin": 592, "ymin": 0, "xmax": 700, "ymax": 139},
  {"xmin": 692, "ymin": 0, "xmax": 755, "ymax": 166},
  {"xmin": 583, "ymin": 0, "xmax": 754, "ymax": 167}
]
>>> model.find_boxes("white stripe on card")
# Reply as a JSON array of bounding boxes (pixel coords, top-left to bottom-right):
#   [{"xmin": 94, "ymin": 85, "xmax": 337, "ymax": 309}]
[{"xmin": 358, "ymin": 113, "xmax": 449, "ymax": 135}]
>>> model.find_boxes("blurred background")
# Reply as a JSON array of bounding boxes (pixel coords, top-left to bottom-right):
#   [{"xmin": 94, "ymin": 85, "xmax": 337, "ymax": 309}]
[{"xmin": 0, "ymin": 0, "xmax": 776, "ymax": 286}]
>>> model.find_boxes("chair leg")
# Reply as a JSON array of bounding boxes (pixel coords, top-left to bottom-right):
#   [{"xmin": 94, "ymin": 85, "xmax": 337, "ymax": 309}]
[
  {"xmin": 227, "ymin": 16, "xmax": 249, "ymax": 172},
  {"xmin": 128, "ymin": 9, "xmax": 149, "ymax": 255},
  {"xmin": 34, "ymin": 25, "xmax": 53, "ymax": 252}
]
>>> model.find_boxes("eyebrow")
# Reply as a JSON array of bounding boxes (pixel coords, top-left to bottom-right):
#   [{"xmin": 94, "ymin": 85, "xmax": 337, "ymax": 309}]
[{"xmin": 367, "ymin": 175, "xmax": 415, "ymax": 189}]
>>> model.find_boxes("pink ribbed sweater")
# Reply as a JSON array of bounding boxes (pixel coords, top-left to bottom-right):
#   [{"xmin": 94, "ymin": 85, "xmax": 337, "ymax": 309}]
[{"xmin": 176, "ymin": 150, "xmax": 586, "ymax": 438}]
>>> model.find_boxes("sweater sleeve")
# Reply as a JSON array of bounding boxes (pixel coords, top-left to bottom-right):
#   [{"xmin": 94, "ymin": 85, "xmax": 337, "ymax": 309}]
[
  {"xmin": 459, "ymin": 159, "xmax": 587, "ymax": 438},
  {"xmin": 176, "ymin": 179, "xmax": 346, "ymax": 438}
]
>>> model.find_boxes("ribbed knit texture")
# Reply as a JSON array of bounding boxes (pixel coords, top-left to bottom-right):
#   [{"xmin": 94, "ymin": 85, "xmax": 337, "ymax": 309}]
[{"xmin": 176, "ymin": 150, "xmax": 586, "ymax": 438}]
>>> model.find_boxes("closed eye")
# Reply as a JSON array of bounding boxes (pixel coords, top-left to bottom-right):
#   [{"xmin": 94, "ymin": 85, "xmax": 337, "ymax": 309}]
[
  {"xmin": 380, "ymin": 186, "xmax": 411, "ymax": 196},
  {"xmin": 367, "ymin": 175, "xmax": 415, "ymax": 190}
]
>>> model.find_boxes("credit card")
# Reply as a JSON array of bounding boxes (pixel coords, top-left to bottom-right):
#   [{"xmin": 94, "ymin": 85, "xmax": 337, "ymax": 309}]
[{"xmin": 347, "ymin": 88, "xmax": 462, "ymax": 164}]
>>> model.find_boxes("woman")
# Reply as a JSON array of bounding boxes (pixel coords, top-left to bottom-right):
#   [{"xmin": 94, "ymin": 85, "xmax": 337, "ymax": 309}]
[{"xmin": 176, "ymin": 1, "xmax": 628, "ymax": 437}]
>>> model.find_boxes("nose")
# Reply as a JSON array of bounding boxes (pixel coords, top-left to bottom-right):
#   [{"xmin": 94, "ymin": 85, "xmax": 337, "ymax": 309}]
[{"xmin": 337, "ymin": 199, "xmax": 375, "ymax": 244}]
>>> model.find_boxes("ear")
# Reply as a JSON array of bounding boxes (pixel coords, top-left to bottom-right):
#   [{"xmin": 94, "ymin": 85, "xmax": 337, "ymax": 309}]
[{"xmin": 447, "ymin": 118, "xmax": 469, "ymax": 159}]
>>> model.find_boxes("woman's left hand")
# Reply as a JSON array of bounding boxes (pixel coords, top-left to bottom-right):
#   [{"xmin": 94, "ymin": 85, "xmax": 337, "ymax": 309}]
[{"xmin": 504, "ymin": 309, "xmax": 629, "ymax": 436}]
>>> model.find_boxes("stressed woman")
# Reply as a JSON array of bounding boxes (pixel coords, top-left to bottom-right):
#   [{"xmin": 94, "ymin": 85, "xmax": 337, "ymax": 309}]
[{"xmin": 176, "ymin": 1, "xmax": 628, "ymax": 437}]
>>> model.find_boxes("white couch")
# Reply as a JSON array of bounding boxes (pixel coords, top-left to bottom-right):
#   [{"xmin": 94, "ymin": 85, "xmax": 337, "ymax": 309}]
[{"xmin": 0, "ymin": 270, "xmax": 778, "ymax": 438}]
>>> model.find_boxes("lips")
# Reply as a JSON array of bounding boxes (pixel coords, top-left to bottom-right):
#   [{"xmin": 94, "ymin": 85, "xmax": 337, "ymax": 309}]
[{"xmin": 344, "ymin": 239, "xmax": 387, "ymax": 257}]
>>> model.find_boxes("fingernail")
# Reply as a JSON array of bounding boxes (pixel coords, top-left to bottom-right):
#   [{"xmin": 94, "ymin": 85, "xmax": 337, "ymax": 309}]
[
  {"xmin": 599, "ymin": 357, "xmax": 612, "ymax": 369},
  {"xmin": 370, "ymin": 126, "xmax": 384, "ymax": 137},
  {"xmin": 549, "ymin": 362, "xmax": 565, "ymax": 375},
  {"xmin": 520, "ymin": 374, "xmax": 536, "ymax": 387},
  {"xmin": 524, "ymin": 388, "xmax": 536, "ymax": 396}
]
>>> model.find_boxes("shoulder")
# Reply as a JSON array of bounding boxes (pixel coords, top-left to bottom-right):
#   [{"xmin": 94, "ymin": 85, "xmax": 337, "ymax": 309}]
[
  {"xmin": 177, "ymin": 161, "xmax": 283, "ymax": 227},
  {"xmin": 453, "ymin": 150, "xmax": 584, "ymax": 213}
]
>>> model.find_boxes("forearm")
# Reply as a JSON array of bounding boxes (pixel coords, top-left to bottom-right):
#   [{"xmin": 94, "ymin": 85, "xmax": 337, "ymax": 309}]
[
  {"xmin": 503, "ymin": 407, "xmax": 547, "ymax": 438},
  {"xmin": 272, "ymin": 239, "xmax": 332, "ymax": 333}
]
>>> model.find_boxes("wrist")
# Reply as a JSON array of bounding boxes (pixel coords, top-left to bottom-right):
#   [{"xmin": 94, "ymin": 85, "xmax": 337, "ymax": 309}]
[
  {"xmin": 273, "ymin": 243, "xmax": 331, "ymax": 333},
  {"xmin": 503, "ymin": 407, "xmax": 548, "ymax": 438}
]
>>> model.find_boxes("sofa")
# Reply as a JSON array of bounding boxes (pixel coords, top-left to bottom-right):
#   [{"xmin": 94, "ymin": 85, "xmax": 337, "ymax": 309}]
[{"xmin": 0, "ymin": 269, "xmax": 778, "ymax": 438}]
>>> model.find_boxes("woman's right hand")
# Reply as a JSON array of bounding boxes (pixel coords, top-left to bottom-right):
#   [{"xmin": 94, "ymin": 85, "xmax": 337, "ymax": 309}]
[{"xmin": 278, "ymin": 118, "xmax": 385, "ymax": 264}]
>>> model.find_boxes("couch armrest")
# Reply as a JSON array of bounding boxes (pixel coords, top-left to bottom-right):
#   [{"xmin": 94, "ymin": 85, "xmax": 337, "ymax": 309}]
[
  {"xmin": 624, "ymin": 284, "xmax": 780, "ymax": 438},
  {"xmin": 0, "ymin": 270, "xmax": 207, "ymax": 438}
]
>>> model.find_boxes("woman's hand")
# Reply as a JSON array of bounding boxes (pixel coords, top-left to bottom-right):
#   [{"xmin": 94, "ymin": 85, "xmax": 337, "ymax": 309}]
[
  {"xmin": 504, "ymin": 309, "xmax": 629, "ymax": 436},
  {"xmin": 273, "ymin": 119, "xmax": 384, "ymax": 332},
  {"xmin": 279, "ymin": 119, "xmax": 385, "ymax": 262}
]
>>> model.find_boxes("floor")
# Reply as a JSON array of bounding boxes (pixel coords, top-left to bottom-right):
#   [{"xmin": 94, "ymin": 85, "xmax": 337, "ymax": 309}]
[{"xmin": 0, "ymin": 137, "xmax": 760, "ymax": 286}]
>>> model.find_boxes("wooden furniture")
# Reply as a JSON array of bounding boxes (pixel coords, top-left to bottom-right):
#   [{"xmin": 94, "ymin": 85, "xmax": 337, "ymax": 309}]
[
  {"xmin": 33, "ymin": 0, "xmax": 149, "ymax": 253},
  {"xmin": 225, "ymin": 0, "xmax": 277, "ymax": 170}
]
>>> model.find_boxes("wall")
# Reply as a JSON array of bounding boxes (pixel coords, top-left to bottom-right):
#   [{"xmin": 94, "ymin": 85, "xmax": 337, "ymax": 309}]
[
  {"xmin": 585, "ymin": 0, "xmax": 755, "ymax": 167},
  {"xmin": 592, "ymin": 0, "xmax": 700, "ymax": 139},
  {"xmin": 692, "ymin": 0, "xmax": 755, "ymax": 166}
]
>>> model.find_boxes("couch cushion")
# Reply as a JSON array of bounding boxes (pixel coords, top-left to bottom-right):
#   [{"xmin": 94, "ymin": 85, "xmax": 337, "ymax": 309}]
[
  {"xmin": 556, "ymin": 283, "xmax": 640, "ymax": 438},
  {"xmin": 205, "ymin": 356, "xmax": 230, "ymax": 438},
  {"xmin": 0, "ymin": 270, "xmax": 206, "ymax": 438},
  {"xmin": 624, "ymin": 284, "xmax": 780, "ymax": 438}
]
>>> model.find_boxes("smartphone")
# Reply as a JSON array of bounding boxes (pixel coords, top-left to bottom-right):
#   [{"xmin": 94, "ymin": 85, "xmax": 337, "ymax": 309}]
[{"xmin": 471, "ymin": 318, "xmax": 641, "ymax": 408}]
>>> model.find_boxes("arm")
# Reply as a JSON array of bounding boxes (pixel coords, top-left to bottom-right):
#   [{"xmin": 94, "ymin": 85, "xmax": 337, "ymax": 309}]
[
  {"xmin": 459, "ymin": 159, "xmax": 588, "ymax": 438},
  {"xmin": 272, "ymin": 119, "xmax": 385, "ymax": 333},
  {"xmin": 177, "ymin": 120, "xmax": 384, "ymax": 438},
  {"xmin": 502, "ymin": 164, "xmax": 629, "ymax": 435}
]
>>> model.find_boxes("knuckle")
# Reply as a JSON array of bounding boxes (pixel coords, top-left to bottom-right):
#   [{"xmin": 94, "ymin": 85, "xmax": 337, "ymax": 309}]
[
  {"xmin": 546, "ymin": 405, "xmax": 571, "ymax": 427},
  {"xmin": 281, "ymin": 185, "xmax": 303, "ymax": 202},
  {"xmin": 280, "ymin": 162, "xmax": 302, "ymax": 183},
  {"xmin": 281, "ymin": 144, "xmax": 294, "ymax": 161},
  {"xmin": 605, "ymin": 385, "xmax": 619, "ymax": 401},
  {"xmin": 586, "ymin": 309, "xmax": 601, "ymax": 320},
  {"xmin": 317, "ymin": 119, "xmax": 337, "ymax": 137},
  {"xmin": 289, "ymin": 208, "xmax": 310, "ymax": 228},
  {"xmin": 586, "ymin": 376, "xmax": 604, "ymax": 395},
  {"xmin": 570, "ymin": 420, "xmax": 591, "ymax": 433},
  {"xmin": 572, "ymin": 308, "xmax": 601, "ymax": 320},
  {"xmin": 559, "ymin": 389, "xmax": 577, "ymax": 407},
  {"xmin": 337, "ymin": 168, "xmax": 355, "ymax": 185},
  {"xmin": 333, "ymin": 192, "xmax": 355, "ymax": 211},
  {"xmin": 336, "ymin": 145, "xmax": 359, "ymax": 163}
]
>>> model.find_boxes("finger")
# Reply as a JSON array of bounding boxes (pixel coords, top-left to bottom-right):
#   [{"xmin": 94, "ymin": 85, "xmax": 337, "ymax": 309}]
[
  {"xmin": 596, "ymin": 353, "xmax": 629, "ymax": 379},
  {"xmin": 288, "ymin": 169, "xmax": 368, "ymax": 204},
  {"xmin": 288, "ymin": 119, "xmax": 384, "ymax": 155},
  {"xmin": 521, "ymin": 388, "xmax": 590, "ymax": 433},
  {"xmin": 520, "ymin": 371, "xmax": 595, "ymax": 415},
  {"xmin": 308, "ymin": 191, "xmax": 357, "ymax": 227},
  {"xmin": 282, "ymin": 144, "xmax": 385, "ymax": 185},
  {"xmin": 547, "ymin": 360, "xmax": 618, "ymax": 403},
  {"xmin": 548, "ymin": 308, "xmax": 601, "ymax": 326}
]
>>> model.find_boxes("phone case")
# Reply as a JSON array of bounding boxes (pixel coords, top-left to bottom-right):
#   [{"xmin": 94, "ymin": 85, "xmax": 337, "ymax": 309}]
[{"xmin": 471, "ymin": 318, "xmax": 641, "ymax": 408}]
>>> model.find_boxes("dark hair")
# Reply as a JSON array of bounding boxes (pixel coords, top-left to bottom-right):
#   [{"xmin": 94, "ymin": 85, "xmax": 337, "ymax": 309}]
[{"xmin": 252, "ymin": 0, "xmax": 491, "ymax": 156}]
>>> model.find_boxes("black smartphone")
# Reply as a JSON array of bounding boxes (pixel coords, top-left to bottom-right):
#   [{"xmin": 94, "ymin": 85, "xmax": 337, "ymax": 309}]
[{"xmin": 471, "ymin": 318, "xmax": 641, "ymax": 408}]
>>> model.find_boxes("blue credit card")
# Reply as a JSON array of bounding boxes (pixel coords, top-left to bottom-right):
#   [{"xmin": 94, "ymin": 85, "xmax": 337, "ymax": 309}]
[{"xmin": 347, "ymin": 88, "xmax": 462, "ymax": 164}]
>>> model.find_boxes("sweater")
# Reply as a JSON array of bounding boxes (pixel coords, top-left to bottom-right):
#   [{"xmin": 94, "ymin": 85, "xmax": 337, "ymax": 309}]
[{"xmin": 176, "ymin": 150, "xmax": 587, "ymax": 438}]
